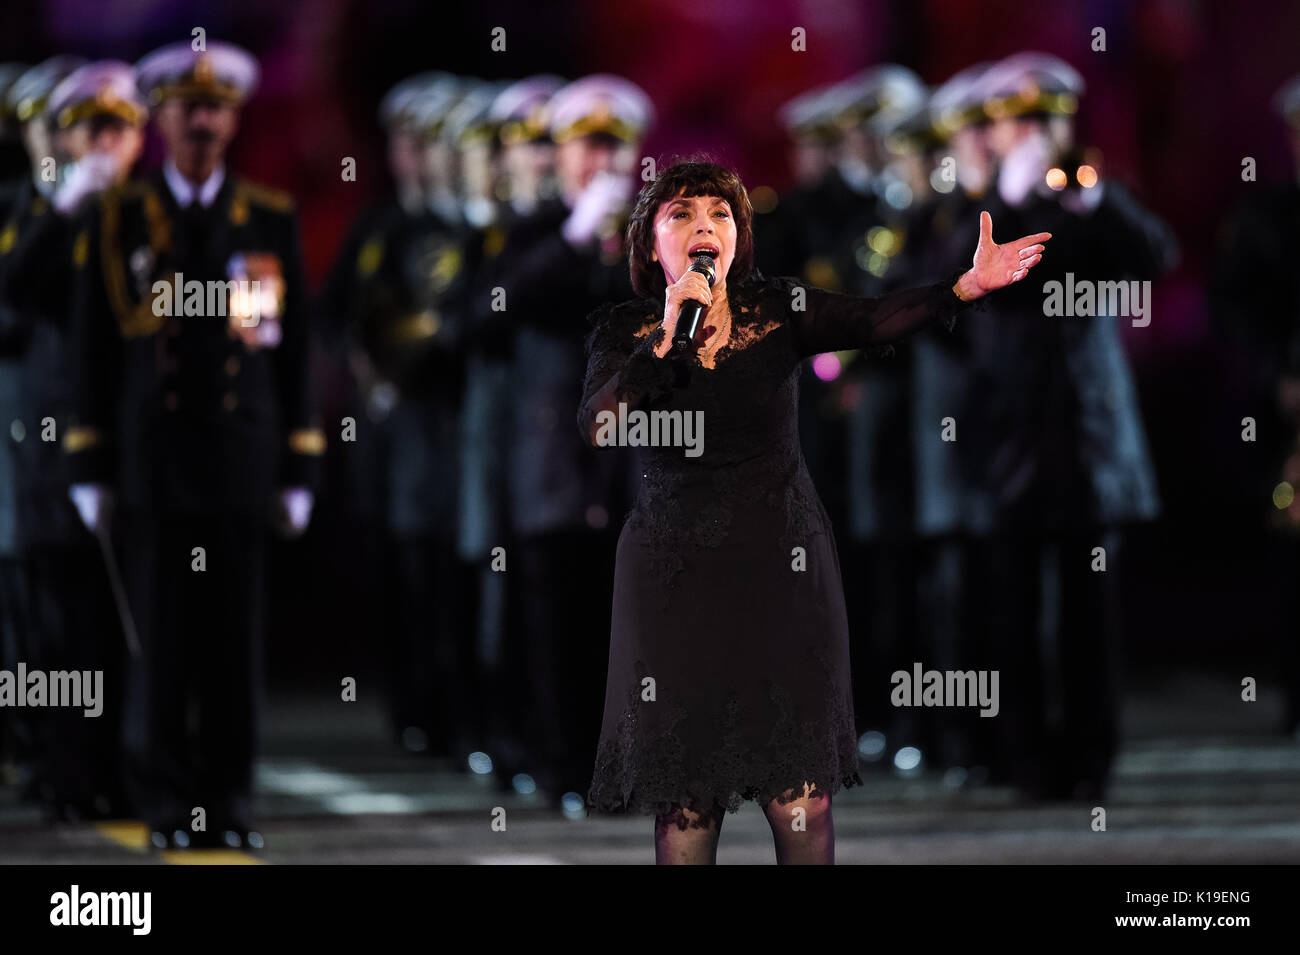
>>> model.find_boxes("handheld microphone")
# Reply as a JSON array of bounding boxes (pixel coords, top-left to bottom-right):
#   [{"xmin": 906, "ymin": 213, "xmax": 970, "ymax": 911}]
[{"xmin": 671, "ymin": 253, "xmax": 718, "ymax": 355}]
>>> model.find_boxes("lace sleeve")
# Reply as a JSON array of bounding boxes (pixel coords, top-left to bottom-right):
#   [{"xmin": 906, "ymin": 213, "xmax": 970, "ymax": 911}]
[
  {"xmin": 577, "ymin": 301, "xmax": 679, "ymax": 447},
  {"xmin": 782, "ymin": 269, "xmax": 980, "ymax": 358}
]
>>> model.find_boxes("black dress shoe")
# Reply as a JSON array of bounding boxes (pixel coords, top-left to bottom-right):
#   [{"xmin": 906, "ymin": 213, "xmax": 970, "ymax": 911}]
[
  {"xmin": 87, "ymin": 788, "xmax": 134, "ymax": 821},
  {"xmin": 46, "ymin": 789, "xmax": 132, "ymax": 823},
  {"xmin": 551, "ymin": 785, "xmax": 589, "ymax": 815},
  {"xmin": 210, "ymin": 818, "xmax": 265, "ymax": 850},
  {"xmin": 494, "ymin": 766, "xmax": 540, "ymax": 795},
  {"xmin": 155, "ymin": 823, "xmax": 232, "ymax": 850},
  {"xmin": 218, "ymin": 826, "xmax": 264, "ymax": 850},
  {"xmin": 193, "ymin": 827, "xmax": 231, "ymax": 849},
  {"xmin": 149, "ymin": 825, "xmax": 194, "ymax": 850}
]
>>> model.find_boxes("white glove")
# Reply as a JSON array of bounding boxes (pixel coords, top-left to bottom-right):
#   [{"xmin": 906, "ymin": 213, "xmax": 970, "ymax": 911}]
[
  {"xmin": 275, "ymin": 486, "xmax": 314, "ymax": 538},
  {"xmin": 997, "ymin": 132, "xmax": 1052, "ymax": 208},
  {"xmin": 53, "ymin": 153, "xmax": 119, "ymax": 216},
  {"xmin": 837, "ymin": 157, "xmax": 874, "ymax": 196},
  {"xmin": 366, "ymin": 378, "xmax": 398, "ymax": 421},
  {"xmin": 69, "ymin": 483, "xmax": 114, "ymax": 534},
  {"xmin": 561, "ymin": 171, "xmax": 634, "ymax": 247}
]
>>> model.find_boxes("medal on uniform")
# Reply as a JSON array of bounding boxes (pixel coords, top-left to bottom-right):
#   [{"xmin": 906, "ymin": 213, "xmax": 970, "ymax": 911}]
[
  {"xmin": 226, "ymin": 252, "xmax": 285, "ymax": 349},
  {"xmin": 130, "ymin": 245, "xmax": 156, "ymax": 299}
]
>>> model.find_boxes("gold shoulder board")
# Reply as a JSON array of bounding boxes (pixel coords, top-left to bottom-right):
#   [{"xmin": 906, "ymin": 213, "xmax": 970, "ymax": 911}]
[{"xmin": 238, "ymin": 181, "xmax": 295, "ymax": 213}]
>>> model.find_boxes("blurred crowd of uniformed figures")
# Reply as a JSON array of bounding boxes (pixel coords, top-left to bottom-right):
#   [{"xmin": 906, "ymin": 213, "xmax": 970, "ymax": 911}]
[
  {"xmin": 1, "ymin": 42, "xmax": 1298, "ymax": 844},
  {"xmin": 0, "ymin": 45, "xmax": 319, "ymax": 849}
]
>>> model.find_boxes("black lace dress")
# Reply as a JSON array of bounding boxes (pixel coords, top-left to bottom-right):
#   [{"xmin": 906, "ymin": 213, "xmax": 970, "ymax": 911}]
[{"xmin": 578, "ymin": 271, "xmax": 975, "ymax": 827}]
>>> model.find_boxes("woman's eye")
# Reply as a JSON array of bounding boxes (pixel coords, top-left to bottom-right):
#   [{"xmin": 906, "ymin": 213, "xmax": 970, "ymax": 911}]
[{"xmin": 714, "ymin": 210, "xmax": 730, "ymax": 218}]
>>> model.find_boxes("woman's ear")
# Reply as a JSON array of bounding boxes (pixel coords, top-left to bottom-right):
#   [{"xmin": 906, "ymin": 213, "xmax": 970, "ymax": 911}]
[{"xmin": 651, "ymin": 249, "xmax": 658, "ymax": 262}]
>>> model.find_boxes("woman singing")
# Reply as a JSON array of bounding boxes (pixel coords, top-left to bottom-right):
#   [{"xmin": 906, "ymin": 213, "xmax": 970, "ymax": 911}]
[{"xmin": 579, "ymin": 160, "xmax": 1050, "ymax": 864}]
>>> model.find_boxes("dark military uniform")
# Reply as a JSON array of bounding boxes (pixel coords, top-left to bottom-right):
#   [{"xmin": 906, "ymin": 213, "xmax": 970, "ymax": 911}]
[
  {"xmin": 880, "ymin": 186, "xmax": 991, "ymax": 773},
  {"xmin": 839, "ymin": 181, "xmax": 989, "ymax": 776},
  {"xmin": 318, "ymin": 197, "xmax": 477, "ymax": 758},
  {"xmin": 0, "ymin": 179, "xmax": 44, "ymax": 789},
  {"xmin": 489, "ymin": 195, "xmax": 634, "ymax": 799},
  {"xmin": 66, "ymin": 172, "xmax": 322, "ymax": 835},
  {"xmin": 754, "ymin": 166, "xmax": 865, "ymax": 290},
  {"xmin": 834, "ymin": 188, "xmax": 942, "ymax": 763},
  {"xmin": 457, "ymin": 213, "xmax": 513, "ymax": 564},
  {"xmin": 962, "ymin": 183, "xmax": 1173, "ymax": 798},
  {"xmin": 752, "ymin": 166, "xmax": 873, "ymax": 540},
  {"xmin": 1210, "ymin": 178, "xmax": 1300, "ymax": 734},
  {"xmin": 893, "ymin": 192, "xmax": 985, "ymax": 538},
  {"xmin": 757, "ymin": 163, "xmax": 930, "ymax": 754},
  {"xmin": 0, "ymin": 176, "xmax": 124, "ymax": 816},
  {"xmin": 456, "ymin": 211, "xmax": 529, "ymax": 782},
  {"xmin": 0, "ymin": 53, "xmax": 92, "ymax": 804}
]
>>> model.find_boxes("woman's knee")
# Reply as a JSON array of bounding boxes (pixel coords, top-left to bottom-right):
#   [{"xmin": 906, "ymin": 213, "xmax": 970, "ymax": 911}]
[
  {"xmin": 765, "ymin": 787, "xmax": 833, "ymax": 831},
  {"xmin": 655, "ymin": 802, "xmax": 723, "ymax": 834},
  {"xmin": 654, "ymin": 804, "xmax": 724, "ymax": 864}
]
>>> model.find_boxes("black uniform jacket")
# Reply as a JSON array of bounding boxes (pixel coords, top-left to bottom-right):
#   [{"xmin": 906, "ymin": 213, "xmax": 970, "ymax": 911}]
[{"xmin": 65, "ymin": 171, "xmax": 322, "ymax": 516}]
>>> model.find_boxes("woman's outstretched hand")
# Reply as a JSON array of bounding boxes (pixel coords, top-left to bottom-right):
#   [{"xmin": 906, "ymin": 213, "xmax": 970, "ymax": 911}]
[{"xmin": 953, "ymin": 210, "xmax": 1052, "ymax": 301}]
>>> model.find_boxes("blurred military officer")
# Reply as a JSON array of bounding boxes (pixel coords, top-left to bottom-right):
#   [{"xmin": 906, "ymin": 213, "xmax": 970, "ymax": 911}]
[
  {"xmin": 491, "ymin": 75, "xmax": 563, "ymax": 220},
  {"xmin": 752, "ymin": 83, "xmax": 839, "ymax": 278},
  {"xmin": 838, "ymin": 65, "xmax": 931, "ymax": 289},
  {"xmin": 758, "ymin": 71, "xmax": 889, "ymax": 291},
  {"xmin": 484, "ymin": 74, "xmax": 649, "ymax": 810},
  {"xmin": 1210, "ymin": 74, "xmax": 1300, "ymax": 738},
  {"xmin": 446, "ymin": 81, "xmax": 507, "ymax": 228},
  {"xmin": 760, "ymin": 66, "xmax": 929, "ymax": 764},
  {"xmin": 320, "ymin": 72, "xmax": 457, "ymax": 758},
  {"xmin": 314, "ymin": 74, "xmax": 443, "ymax": 757},
  {"xmin": 873, "ymin": 62, "xmax": 1000, "ymax": 779},
  {"xmin": 442, "ymin": 77, "xmax": 509, "ymax": 772},
  {"xmin": 64, "ymin": 41, "xmax": 323, "ymax": 849},
  {"xmin": 0, "ymin": 59, "xmax": 148, "ymax": 820},
  {"xmin": 318, "ymin": 71, "xmax": 436, "ymax": 755},
  {"xmin": 829, "ymin": 66, "xmax": 948, "ymax": 773},
  {"xmin": 455, "ymin": 74, "xmax": 564, "ymax": 792},
  {"xmin": 962, "ymin": 52, "xmax": 1174, "ymax": 801},
  {"xmin": 418, "ymin": 77, "xmax": 469, "ymax": 229},
  {"xmin": 320, "ymin": 72, "xmax": 482, "ymax": 762},
  {"xmin": 0, "ymin": 63, "xmax": 33, "ymax": 181},
  {"xmin": 750, "ymin": 85, "xmax": 847, "ymax": 551},
  {"xmin": 398, "ymin": 77, "xmax": 500, "ymax": 763},
  {"xmin": 0, "ymin": 53, "xmax": 85, "ymax": 805}
]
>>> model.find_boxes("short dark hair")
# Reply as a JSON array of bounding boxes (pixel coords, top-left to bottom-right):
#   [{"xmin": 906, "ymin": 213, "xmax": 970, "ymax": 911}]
[{"xmin": 625, "ymin": 157, "xmax": 755, "ymax": 299}]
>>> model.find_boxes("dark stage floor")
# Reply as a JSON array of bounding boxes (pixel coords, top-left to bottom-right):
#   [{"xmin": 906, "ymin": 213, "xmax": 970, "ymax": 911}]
[{"xmin": 2, "ymin": 670, "xmax": 1297, "ymax": 865}]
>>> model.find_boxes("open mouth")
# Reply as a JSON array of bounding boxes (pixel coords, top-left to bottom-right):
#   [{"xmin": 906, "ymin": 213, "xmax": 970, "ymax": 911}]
[{"xmin": 688, "ymin": 244, "xmax": 720, "ymax": 257}]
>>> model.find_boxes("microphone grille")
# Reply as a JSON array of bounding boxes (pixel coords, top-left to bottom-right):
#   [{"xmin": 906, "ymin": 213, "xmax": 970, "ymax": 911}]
[{"xmin": 691, "ymin": 253, "xmax": 717, "ymax": 286}]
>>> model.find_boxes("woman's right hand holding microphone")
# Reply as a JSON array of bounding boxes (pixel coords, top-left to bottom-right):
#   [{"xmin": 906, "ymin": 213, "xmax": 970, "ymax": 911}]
[{"xmin": 655, "ymin": 269, "xmax": 713, "ymax": 358}]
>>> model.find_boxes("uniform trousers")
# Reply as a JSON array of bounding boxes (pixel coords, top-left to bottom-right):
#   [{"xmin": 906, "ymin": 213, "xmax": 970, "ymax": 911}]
[
  {"xmin": 969, "ymin": 527, "xmax": 1124, "ymax": 796},
  {"xmin": 0, "ymin": 558, "xmax": 35, "ymax": 774},
  {"xmin": 515, "ymin": 528, "xmax": 615, "ymax": 796},
  {"xmin": 119, "ymin": 510, "xmax": 265, "ymax": 830},
  {"xmin": 25, "ymin": 539, "xmax": 124, "ymax": 813},
  {"xmin": 386, "ymin": 532, "xmax": 475, "ymax": 758}
]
